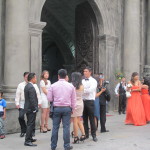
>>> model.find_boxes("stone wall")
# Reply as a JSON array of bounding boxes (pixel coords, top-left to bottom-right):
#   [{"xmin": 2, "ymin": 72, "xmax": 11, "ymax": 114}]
[{"xmin": 0, "ymin": 0, "xmax": 5, "ymax": 90}]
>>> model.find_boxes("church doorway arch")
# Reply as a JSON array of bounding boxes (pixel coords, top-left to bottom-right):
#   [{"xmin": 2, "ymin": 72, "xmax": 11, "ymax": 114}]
[
  {"xmin": 75, "ymin": 1, "xmax": 99, "ymax": 73},
  {"xmin": 41, "ymin": 0, "xmax": 103, "ymax": 81}
]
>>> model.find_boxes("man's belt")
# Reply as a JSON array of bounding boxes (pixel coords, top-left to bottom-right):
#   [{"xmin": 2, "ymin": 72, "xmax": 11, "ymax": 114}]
[
  {"xmin": 54, "ymin": 106, "xmax": 70, "ymax": 108},
  {"xmin": 83, "ymin": 99, "xmax": 94, "ymax": 101}
]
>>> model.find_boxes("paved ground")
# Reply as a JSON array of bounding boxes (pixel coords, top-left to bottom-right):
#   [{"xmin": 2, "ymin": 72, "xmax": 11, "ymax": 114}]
[{"xmin": 0, "ymin": 112, "xmax": 150, "ymax": 150}]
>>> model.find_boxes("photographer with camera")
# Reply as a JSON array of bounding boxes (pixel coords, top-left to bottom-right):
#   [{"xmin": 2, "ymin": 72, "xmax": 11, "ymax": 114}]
[{"xmin": 98, "ymin": 76, "xmax": 111, "ymax": 133}]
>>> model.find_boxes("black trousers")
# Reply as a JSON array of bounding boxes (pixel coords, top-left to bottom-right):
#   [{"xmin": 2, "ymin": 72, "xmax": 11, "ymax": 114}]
[
  {"xmin": 100, "ymin": 105, "xmax": 106, "ymax": 132},
  {"xmin": 25, "ymin": 112, "xmax": 36, "ymax": 142},
  {"xmin": 83, "ymin": 100, "xmax": 96, "ymax": 137},
  {"xmin": 18, "ymin": 109, "xmax": 27, "ymax": 133},
  {"xmin": 119, "ymin": 94, "xmax": 126, "ymax": 113}
]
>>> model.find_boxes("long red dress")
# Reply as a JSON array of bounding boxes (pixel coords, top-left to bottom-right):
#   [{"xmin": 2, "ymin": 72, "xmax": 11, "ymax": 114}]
[
  {"xmin": 125, "ymin": 85, "xmax": 146, "ymax": 126},
  {"xmin": 141, "ymin": 88, "xmax": 150, "ymax": 122}
]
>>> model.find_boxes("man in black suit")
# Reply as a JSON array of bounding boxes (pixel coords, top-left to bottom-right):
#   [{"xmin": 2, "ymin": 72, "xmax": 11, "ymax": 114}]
[{"xmin": 24, "ymin": 73, "xmax": 38, "ymax": 146}]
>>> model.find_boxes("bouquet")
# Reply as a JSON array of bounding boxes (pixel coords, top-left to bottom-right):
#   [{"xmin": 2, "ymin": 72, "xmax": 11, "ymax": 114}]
[
  {"xmin": 115, "ymin": 72, "xmax": 124, "ymax": 80},
  {"xmin": 127, "ymin": 83, "xmax": 132, "ymax": 88},
  {"xmin": 126, "ymin": 84, "xmax": 132, "ymax": 98}
]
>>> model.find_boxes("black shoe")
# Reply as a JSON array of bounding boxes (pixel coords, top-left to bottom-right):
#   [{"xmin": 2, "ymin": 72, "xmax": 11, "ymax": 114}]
[
  {"xmin": 73, "ymin": 136, "xmax": 79, "ymax": 144},
  {"xmin": 31, "ymin": 139, "xmax": 37, "ymax": 142},
  {"xmin": 20, "ymin": 133, "xmax": 25, "ymax": 137},
  {"xmin": 51, "ymin": 149, "xmax": 56, "ymax": 150},
  {"xmin": 119, "ymin": 112, "xmax": 121, "ymax": 115},
  {"xmin": 80, "ymin": 135, "xmax": 86, "ymax": 142},
  {"xmin": 24, "ymin": 142, "xmax": 37, "ymax": 146},
  {"xmin": 122, "ymin": 111, "xmax": 126, "ymax": 114},
  {"xmin": 64, "ymin": 146, "xmax": 73, "ymax": 150},
  {"xmin": 101, "ymin": 130, "xmax": 109, "ymax": 133},
  {"xmin": 93, "ymin": 136, "xmax": 98, "ymax": 142}
]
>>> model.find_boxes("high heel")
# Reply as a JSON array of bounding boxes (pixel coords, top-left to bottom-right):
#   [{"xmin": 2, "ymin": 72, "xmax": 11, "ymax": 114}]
[
  {"xmin": 40, "ymin": 126, "xmax": 47, "ymax": 133},
  {"xmin": 44, "ymin": 124, "xmax": 51, "ymax": 131},
  {"xmin": 73, "ymin": 136, "xmax": 79, "ymax": 144},
  {"xmin": 71, "ymin": 131, "xmax": 74, "ymax": 138},
  {"xmin": 80, "ymin": 135, "xmax": 86, "ymax": 142}
]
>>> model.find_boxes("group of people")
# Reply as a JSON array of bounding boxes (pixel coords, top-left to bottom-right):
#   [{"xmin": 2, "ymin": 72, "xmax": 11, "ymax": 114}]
[
  {"xmin": 13, "ymin": 67, "xmax": 110, "ymax": 150},
  {"xmin": 15, "ymin": 71, "xmax": 52, "ymax": 146},
  {"xmin": 115, "ymin": 72, "xmax": 150, "ymax": 126},
  {"xmin": 0, "ymin": 68, "xmax": 150, "ymax": 150},
  {"xmin": 47, "ymin": 67, "xmax": 110, "ymax": 150},
  {"xmin": 125, "ymin": 72, "xmax": 150, "ymax": 126}
]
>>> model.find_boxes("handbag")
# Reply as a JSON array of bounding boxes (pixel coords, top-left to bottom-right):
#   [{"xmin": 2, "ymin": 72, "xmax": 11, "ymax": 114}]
[{"xmin": 126, "ymin": 91, "xmax": 131, "ymax": 98}]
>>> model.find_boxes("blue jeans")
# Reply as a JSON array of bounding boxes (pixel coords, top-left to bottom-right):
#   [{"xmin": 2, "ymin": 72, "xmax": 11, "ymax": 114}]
[{"xmin": 51, "ymin": 107, "xmax": 72, "ymax": 149}]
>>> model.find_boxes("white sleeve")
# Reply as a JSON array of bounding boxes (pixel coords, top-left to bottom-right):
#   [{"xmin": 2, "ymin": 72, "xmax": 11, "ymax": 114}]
[
  {"xmin": 84, "ymin": 79, "xmax": 97, "ymax": 94},
  {"xmin": 48, "ymin": 80, "xmax": 51, "ymax": 86},
  {"xmin": 34, "ymin": 84, "xmax": 42, "ymax": 105},
  {"xmin": 40, "ymin": 80, "xmax": 45, "ymax": 88},
  {"xmin": 115, "ymin": 83, "xmax": 120, "ymax": 95},
  {"xmin": 15, "ymin": 84, "xmax": 21, "ymax": 106}
]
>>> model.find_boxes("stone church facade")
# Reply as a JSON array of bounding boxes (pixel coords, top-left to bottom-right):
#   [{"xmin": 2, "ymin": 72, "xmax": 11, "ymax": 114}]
[{"xmin": 0, "ymin": 0, "xmax": 150, "ymax": 132}]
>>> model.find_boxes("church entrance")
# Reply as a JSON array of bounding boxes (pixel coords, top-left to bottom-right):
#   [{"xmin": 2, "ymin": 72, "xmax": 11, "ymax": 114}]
[
  {"xmin": 41, "ymin": 0, "xmax": 99, "ymax": 82},
  {"xmin": 75, "ymin": 1, "xmax": 99, "ymax": 73}
]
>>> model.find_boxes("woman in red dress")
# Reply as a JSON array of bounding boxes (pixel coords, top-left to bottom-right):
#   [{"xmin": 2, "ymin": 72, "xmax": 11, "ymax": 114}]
[
  {"xmin": 125, "ymin": 72, "xmax": 146, "ymax": 126},
  {"xmin": 141, "ymin": 77, "xmax": 150, "ymax": 122}
]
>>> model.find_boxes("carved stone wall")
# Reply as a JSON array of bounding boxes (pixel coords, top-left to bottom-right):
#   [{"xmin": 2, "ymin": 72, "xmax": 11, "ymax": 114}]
[
  {"xmin": 99, "ymin": 34, "xmax": 118, "ymax": 110},
  {"xmin": 75, "ymin": 2, "xmax": 95, "ymax": 73}
]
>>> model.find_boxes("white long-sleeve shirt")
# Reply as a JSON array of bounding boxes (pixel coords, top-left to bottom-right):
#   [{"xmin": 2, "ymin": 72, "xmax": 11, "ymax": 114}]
[
  {"xmin": 82, "ymin": 76, "xmax": 97, "ymax": 100},
  {"xmin": 15, "ymin": 81, "xmax": 42, "ymax": 109},
  {"xmin": 115, "ymin": 82, "xmax": 127, "ymax": 95}
]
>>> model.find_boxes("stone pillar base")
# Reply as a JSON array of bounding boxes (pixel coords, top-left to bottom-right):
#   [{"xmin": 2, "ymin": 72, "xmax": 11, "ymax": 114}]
[
  {"xmin": 2, "ymin": 85, "xmax": 16, "ymax": 101},
  {"xmin": 5, "ymin": 101, "xmax": 41, "ymax": 134}
]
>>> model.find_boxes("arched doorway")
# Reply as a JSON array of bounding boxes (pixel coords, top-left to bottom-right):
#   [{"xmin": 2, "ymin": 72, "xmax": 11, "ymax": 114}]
[
  {"xmin": 41, "ymin": 0, "xmax": 101, "ymax": 81},
  {"xmin": 75, "ymin": 1, "xmax": 99, "ymax": 73},
  {"xmin": 30, "ymin": 0, "xmax": 119, "ymax": 110}
]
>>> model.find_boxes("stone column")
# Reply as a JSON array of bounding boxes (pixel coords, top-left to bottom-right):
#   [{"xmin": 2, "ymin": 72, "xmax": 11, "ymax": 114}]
[
  {"xmin": 99, "ymin": 34, "xmax": 118, "ymax": 111},
  {"xmin": 0, "ymin": 0, "xmax": 4, "ymax": 89},
  {"xmin": 123, "ymin": 0, "xmax": 141, "ymax": 80},
  {"xmin": 147, "ymin": 0, "xmax": 150, "ymax": 65},
  {"xmin": 3, "ymin": 0, "xmax": 29, "ymax": 100},
  {"xmin": 29, "ymin": 22, "xmax": 46, "ymax": 83}
]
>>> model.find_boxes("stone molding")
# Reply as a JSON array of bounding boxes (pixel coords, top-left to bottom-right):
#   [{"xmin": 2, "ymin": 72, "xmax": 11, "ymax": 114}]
[
  {"xmin": 98, "ymin": 34, "xmax": 118, "ymax": 43},
  {"xmin": 29, "ymin": 22, "xmax": 46, "ymax": 36}
]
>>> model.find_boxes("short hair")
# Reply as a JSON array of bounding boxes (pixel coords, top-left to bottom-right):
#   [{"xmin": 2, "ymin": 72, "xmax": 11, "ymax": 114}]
[
  {"xmin": 84, "ymin": 66, "xmax": 92, "ymax": 72},
  {"xmin": 58, "ymin": 69, "xmax": 67, "ymax": 79},
  {"xmin": 28, "ymin": 73, "xmax": 36, "ymax": 81},
  {"xmin": 0, "ymin": 90, "xmax": 3, "ymax": 96},
  {"xmin": 23, "ymin": 72, "xmax": 29, "ymax": 77}
]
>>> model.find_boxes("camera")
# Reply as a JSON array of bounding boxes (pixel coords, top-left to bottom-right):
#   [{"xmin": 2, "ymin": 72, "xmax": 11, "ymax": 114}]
[{"xmin": 102, "ymin": 81, "xmax": 109, "ymax": 88}]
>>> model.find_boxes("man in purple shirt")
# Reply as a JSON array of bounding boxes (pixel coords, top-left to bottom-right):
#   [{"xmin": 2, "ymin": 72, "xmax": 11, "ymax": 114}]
[{"xmin": 47, "ymin": 69, "xmax": 76, "ymax": 150}]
